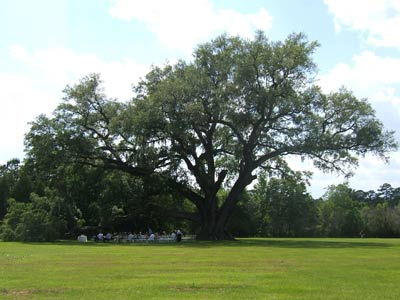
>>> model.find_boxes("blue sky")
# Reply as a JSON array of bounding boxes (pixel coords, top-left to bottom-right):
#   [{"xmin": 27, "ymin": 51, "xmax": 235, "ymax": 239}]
[{"xmin": 1, "ymin": 0, "xmax": 399, "ymax": 197}]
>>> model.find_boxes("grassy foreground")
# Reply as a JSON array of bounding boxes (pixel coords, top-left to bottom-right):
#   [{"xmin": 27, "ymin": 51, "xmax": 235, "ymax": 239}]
[{"xmin": 1, "ymin": 238, "xmax": 399, "ymax": 300}]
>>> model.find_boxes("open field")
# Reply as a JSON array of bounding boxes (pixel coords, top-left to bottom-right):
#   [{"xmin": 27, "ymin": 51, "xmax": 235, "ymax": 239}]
[{"xmin": 1, "ymin": 238, "xmax": 399, "ymax": 300}]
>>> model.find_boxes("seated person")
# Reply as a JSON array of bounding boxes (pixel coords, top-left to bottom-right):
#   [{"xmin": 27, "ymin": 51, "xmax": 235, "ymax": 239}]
[
  {"xmin": 148, "ymin": 233, "xmax": 155, "ymax": 241},
  {"xmin": 96, "ymin": 232, "xmax": 104, "ymax": 242},
  {"xmin": 105, "ymin": 232, "xmax": 112, "ymax": 242},
  {"xmin": 127, "ymin": 232, "xmax": 134, "ymax": 242},
  {"xmin": 176, "ymin": 229, "xmax": 182, "ymax": 242},
  {"xmin": 171, "ymin": 231, "xmax": 176, "ymax": 241}
]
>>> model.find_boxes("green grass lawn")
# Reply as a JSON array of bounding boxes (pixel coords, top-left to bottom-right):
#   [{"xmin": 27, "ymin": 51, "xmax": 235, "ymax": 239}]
[{"xmin": 1, "ymin": 238, "xmax": 399, "ymax": 300}]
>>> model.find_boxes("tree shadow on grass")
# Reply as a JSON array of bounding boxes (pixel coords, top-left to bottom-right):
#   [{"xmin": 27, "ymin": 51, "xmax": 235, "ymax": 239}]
[
  {"xmin": 19, "ymin": 238, "xmax": 394, "ymax": 249},
  {"xmin": 178, "ymin": 238, "xmax": 393, "ymax": 249},
  {"xmin": 21, "ymin": 241, "xmax": 169, "ymax": 247}
]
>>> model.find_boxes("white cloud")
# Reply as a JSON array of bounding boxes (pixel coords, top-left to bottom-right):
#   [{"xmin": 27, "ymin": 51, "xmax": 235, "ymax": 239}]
[
  {"xmin": 318, "ymin": 51, "xmax": 400, "ymax": 111},
  {"xmin": 318, "ymin": 52, "xmax": 400, "ymax": 145},
  {"xmin": 109, "ymin": 0, "xmax": 273, "ymax": 55},
  {"xmin": 9, "ymin": 45, "xmax": 32, "ymax": 63},
  {"xmin": 344, "ymin": 152, "xmax": 400, "ymax": 193},
  {"xmin": 9, "ymin": 45, "xmax": 150, "ymax": 101},
  {"xmin": 0, "ymin": 73, "xmax": 55, "ymax": 163},
  {"xmin": 324, "ymin": 0, "xmax": 400, "ymax": 48}
]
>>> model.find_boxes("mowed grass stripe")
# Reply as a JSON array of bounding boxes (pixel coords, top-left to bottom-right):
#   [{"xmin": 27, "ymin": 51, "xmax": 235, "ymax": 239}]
[{"xmin": 0, "ymin": 238, "xmax": 399, "ymax": 300}]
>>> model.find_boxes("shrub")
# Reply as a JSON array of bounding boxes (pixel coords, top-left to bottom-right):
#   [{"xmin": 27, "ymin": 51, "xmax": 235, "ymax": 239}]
[{"xmin": 0, "ymin": 191, "xmax": 68, "ymax": 241}]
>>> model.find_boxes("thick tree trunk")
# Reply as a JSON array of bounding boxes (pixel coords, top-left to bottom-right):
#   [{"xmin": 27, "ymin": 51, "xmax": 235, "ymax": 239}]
[
  {"xmin": 195, "ymin": 171, "xmax": 256, "ymax": 241},
  {"xmin": 195, "ymin": 192, "xmax": 240, "ymax": 240},
  {"xmin": 196, "ymin": 220, "xmax": 234, "ymax": 240},
  {"xmin": 193, "ymin": 194, "xmax": 233, "ymax": 240}
]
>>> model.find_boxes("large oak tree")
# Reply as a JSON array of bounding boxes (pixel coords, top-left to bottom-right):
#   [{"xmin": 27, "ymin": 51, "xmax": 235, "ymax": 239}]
[{"xmin": 26, "ymin": 32, "xmax": 397, "ymax": 240}]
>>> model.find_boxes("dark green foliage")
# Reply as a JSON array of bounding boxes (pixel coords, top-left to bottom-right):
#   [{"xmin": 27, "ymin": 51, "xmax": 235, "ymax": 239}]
[
  {"xmin": 361, "ymin": 203, "xmax": 400, "ymax": 237},
  {"xmin": 0, "ymin": 191, "xmax": 70, "ymax": 241},
  {"xmin": 0, "ymin": 177, "xmax": 10, "ymax": 220},
  {"xmin": 245, "ymin": 171, "xmax": 317, "ymax": 237},
  {"xmin": 230, "ymin": 177, "xmax": 400, "ymax": 238},
  {"xmin": 352, "ymin": 184, "xmax": 400, "ymax": 208},
  {"xmin": 263, "ymin": 176, "xmax": 317, "ymax": 237},
  {"xmin": 0, "ymin": 159, "xmax": 21, "ymax": 220},
  {"xmin": 226, "ymin": 191, "xmax": 259, "ymax": 237},
  {"xmin": 10, "ymin": 172, "xmax": 34, "ymax": 203},
  {"xmin": 318, "ymin": 184, "xmax": 363, "ymax": 237}
]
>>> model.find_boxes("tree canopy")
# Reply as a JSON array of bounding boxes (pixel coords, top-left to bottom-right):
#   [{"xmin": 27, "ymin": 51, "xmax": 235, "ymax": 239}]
[{"xmin": 25, "ymin": 32, "xmax": 397, "ymax": 240}]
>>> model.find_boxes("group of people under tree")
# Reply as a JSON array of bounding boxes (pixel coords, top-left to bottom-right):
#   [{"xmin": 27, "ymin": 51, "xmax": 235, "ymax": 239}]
[{"xmin": 79, "ymin": 229, "xmax": 184, "ymax": 243}]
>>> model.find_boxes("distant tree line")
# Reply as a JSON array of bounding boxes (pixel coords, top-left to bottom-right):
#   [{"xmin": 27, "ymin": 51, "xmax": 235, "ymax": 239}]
[
  {"xmin": 1, "ymin": 157, "xmax": 399, "ymax": 241},
  {"xmin": 229, "ymin": 173, "xmax": 400, "ymax": 238}
]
